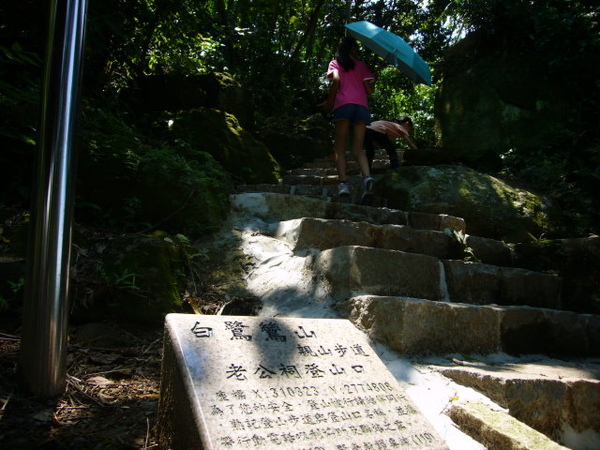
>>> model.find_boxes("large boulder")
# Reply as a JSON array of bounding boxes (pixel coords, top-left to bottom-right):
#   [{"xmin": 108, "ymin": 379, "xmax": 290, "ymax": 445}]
[
  {"xmin": 434, "ymin": 31, "xmax": 572, "ymax": 170},
  {"xmin": 129, "ymin": 72, "xmax": 254, "ymax": 128},
  {"xmin": 71, "ymin": 234, "xmax": 188, "ymax": 324},
  {"xmin": 377, "ymin": 165, "xmax": 561, "ymax": 242},
  {"xmin": 76, "ymin": 105, "xmax": 232, "ymax": 236},
  {"xmin": 169, "ymin": 108, "xmax": 281, "ymax": 184},
  {"xmin": 258, "ymin": 114, "xmax": 332, "ymax": 170}
]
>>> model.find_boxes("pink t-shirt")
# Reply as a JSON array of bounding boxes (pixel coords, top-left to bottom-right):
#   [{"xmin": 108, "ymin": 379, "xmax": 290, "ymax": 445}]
[
  {"xmin": 327, "ymin": 58, "xmax": 373, "ymax": 110},
  {"xmin": 368, "ymin": 121, "xmax": 410, "ymax": 140}
]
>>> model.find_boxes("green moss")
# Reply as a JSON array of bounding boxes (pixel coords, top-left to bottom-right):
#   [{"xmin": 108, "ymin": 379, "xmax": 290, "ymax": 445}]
[
  {"xmin": 78, "ymin": 235, "xmax": 188, "ymax": 324},
  {"xmin": 380, "ymin": 165, "xmax": 561, "ymax": 242},
  {"xmin": 170, "ymin": 108, "xmax": 282, "ymax": 184}
]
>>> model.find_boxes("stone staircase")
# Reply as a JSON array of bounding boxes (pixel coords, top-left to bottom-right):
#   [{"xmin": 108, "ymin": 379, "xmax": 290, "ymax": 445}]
[{"xmin": 231, "ymin": 148, "xmax": 600, "ymax": 450}]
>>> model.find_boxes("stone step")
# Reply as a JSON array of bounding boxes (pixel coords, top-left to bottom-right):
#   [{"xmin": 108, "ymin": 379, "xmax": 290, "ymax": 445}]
[
  {"xmin": 287, "ymin": 157, "xmax": 391, "ymax": 176},
  {"xmin": 301, "ymin": 157, "xmax": 334, "ymax": 169},
  {"xmin": 272, "ymin": 217, "xmax": 513, "ymax": 266},
  {"xmin": 448, "ymin": 400, "xmax": 569, "ymax": 449},
  {"xmin": 336, "ymin": 295, "xmax": 600, "ymax": 357},
  {"xmin": 314, "ymin": 245, "xmax": 561, "ymax": 309},
  {"xmin": 281, "ymin": 173, "xmax": 339, "ymax": 186},
  {"xmin": 440, "ymin": 360, "xmax": 600, "ymax": 448},
  {"xmin": 231, "ymin": 193, "xmax": 466, "ymax": 232},
  {"xmin": 234, "ymin": 183, "xmax": 291, "ymax": 195},
  {"xmin": 287, "ymin": 167, "xmax": 332, "ymax": 176}
]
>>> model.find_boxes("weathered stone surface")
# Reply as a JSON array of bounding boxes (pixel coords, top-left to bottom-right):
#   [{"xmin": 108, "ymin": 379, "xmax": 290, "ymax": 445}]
[
  {"xmin": 514, "ymin": 235, "xmax": 600, "ymax": 315},
  {"xmin": 501, "ymin": 307, "xmax": 600, "ymax": 357},
  {"xmin": 377, "ymin": 165, "xmax": 559, "ymax": 242},
  {"xmin": 337, "ymin": 296, "xmax": 501, "ymax": 355},
  {"xmin": 157, "ymin": 314, "xmax": 449, "ymax": 449},
  {"xmin": 231, "ymin": 193, "xmax": 465, "ymax": 232},
  {"xmin": 449, "ymin": 401, "xmax": 568, "ymax": 450},
  {"xmin": 314, "ymin": 246, "xmax": 443, "ymax": 301},
  {"xmin": 443, "ymin": 260, "xmax": 562, "ymax": 309},
  {"xmin": 282, "ymin": 174, "xmax": 327, "ymax": 186},
  {"xmin": 466, "ymin": 235, "xmax": 514, "ymax": 267},
  {"xmin": 274, "ymin": 218, "xmax": 373, "ymax": 251},
  {"xmin": 441, "ymin": 361, "xmax": 600, "ymax": 447},
  {"xmin": 337, "ymin": 296, "xmax": 600, "ymax": 358},
  {"xmin": 443, "ymin": 261, "xmax": 502, "ymax": 305},
  {"xmin": 170, "ymin": 108, "xmax": 281, "ymax": 184},
  {"xmin": 408, "ymin": 212, "xmax": 466, "ymax": 235},
  {"xmin": 273, "ymin": 218, "xmax": 517, "ymax": 269},
  {"xmin": 434, "ymin": 31, "xmax": 577, "ymax": 171},
  {"xmin": 273, "ymin": 218, "xmax": 453, "ymax": 258},
  {"xmin": 236, "ymin": 184, "xmax": 291, "ymax": 195}
]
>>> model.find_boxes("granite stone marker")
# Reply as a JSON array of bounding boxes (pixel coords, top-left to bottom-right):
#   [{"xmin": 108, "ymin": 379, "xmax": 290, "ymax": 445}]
[{"xmin": 157, "ymin": 314, "xmax": 448, "ymax": 450}]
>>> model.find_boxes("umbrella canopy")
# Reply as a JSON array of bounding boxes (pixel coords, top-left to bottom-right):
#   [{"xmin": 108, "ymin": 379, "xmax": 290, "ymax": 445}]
[{"xmin": 345, "ymin": 21, "xmax": 432, "ymax": 86}]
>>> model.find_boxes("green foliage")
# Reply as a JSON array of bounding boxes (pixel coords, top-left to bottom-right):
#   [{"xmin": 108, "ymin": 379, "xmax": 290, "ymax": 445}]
[
  {"xmin": 137, "ymin": 145, "xmax": 232, "ymax": 235},
  {"xmin": 0, "ymin": 276, "xmax": 25, "ymax": 312},
  {"xmin": 75, "ymin": 102, "xmax": 233, "ymax": 235},
  {"xmin": 100, "ymin": 268, "xmax": 140, "ymax": 293},
  {"xmin": 370, "ymin": 67, "xmax": 438, "ymax": 144},
  {"xmin": 0, "ymin": 41, "xmax": 42, "ymax": 204},
  {"xmin": 444, "ymin": 228, "xmax": 481, "ymax": 263},
  {"xmin": 90, "ymin": 234, "xmax": 187, "ymax": 323}
]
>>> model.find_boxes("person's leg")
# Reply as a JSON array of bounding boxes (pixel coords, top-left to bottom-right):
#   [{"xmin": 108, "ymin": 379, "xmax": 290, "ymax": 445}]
[
  {"xmin": 380, "ymin": 136, "xmax": 399, "ymax": 169},
  {"xmin": 364, "ymin": 129, "xmax": 376, "ymax": 172},
  {"xmin": 351, "ymin": 121, "xmax": 370, "ymax": 178},
  {"xmin": 334, "ymin": 119, "xmax": 350, "ymax": 182}
]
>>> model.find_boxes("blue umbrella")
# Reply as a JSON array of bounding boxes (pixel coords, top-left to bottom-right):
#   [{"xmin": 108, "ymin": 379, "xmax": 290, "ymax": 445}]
[{"xmin": 345, "ymin": 21, "xmax": 432, "ymax": 86}]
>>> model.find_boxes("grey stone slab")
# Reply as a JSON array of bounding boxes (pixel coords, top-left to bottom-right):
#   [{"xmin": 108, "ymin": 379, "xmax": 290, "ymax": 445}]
[
  {"xmin": 314, "ymin": 246, "xmax": 443, "ymax": 301},
  {"xmin": 230, "ymin": 193, "xmax": 464, "ymax": 232},
  {"xmin": 449, "ymin": 401, "xmax": 569, "ymax": 450},
  {"xmin": 443, "ymin": 261, "xmax": 562, "ymax": 309},
  {"xmin": 157, "ymin": 314, "xmax": 448, "ymax": 450},
  {"xmin": 337, "ymin": 296, "xmax": 501, "ymax": 355},
  {"xmin": 442, "ymin": 361, "xmax": 600, "ymax": 446}
]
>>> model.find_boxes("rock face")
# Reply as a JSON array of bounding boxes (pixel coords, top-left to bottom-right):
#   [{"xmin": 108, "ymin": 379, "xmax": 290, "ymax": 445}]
[
  {"xmin": 71, "ymin": 234, "xmax": 187, "ymax": 324},
  {"xmin": 434, "ymin": 31, "xmax": 572, "ymax": 170},
  {"xmin": 170, "ymin": 108, "xmax": 282, "ymax": 184},
  {"xmin": 258, "ymin": 114, "xmax": 332, "ymax": 170},
  {"xmin": 449, "ymin": 401, "xmax": 569, "ymax": 450},
  {"xmin": 130, "ymin": 72, "xmax": 255, "ymax": 128},
  {"xmin": 377, "ymin": 165, "xmax": 560, "ymax": 242}
]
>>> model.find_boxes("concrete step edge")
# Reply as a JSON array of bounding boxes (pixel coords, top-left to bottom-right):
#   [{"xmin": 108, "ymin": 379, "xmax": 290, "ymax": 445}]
[{"xmin": 448, "ymin": 400, "xmax": 568, "ymax": 450}]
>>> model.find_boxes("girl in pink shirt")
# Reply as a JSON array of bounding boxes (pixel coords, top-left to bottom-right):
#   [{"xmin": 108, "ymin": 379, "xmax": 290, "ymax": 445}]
[{"xmin": 318, "ymin": 37, "xmax": 375, "ymax": 203}]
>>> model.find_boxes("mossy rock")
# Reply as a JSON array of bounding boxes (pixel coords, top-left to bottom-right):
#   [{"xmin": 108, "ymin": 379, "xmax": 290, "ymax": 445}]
[
  {"xmin": 435, "ymin": 31, "xmax": 573, "ymax": 169},
  {"xmin": 169, "ymin": 108, "xmax": 282, "ymax": 184},
  {"xmin": 259, "ymin": 114, "xmax": 332, "ymax": 170},
  {"xmin": 135, "ymin": 147, "xmax": 231, "ymax": 236},
  {"xmin": 73, "ymin": 234, "xmax": 187, "ymax": 324},
  {"xmin": 129, "ymin": 72, "xmax": 254, "ymax": 128},
  {"xmin": 76, "ymin": 104, "xmax": 232, "ymax": 235},
  {"xmin": 378, "ymin": 165, "xmax": 562, "ymax": 243}
]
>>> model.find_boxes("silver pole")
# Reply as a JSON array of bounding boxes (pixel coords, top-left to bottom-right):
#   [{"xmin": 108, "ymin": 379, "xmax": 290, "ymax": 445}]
[{"xmin": 19, "ymin": 0, "xmax": 89, "ymax": 398}]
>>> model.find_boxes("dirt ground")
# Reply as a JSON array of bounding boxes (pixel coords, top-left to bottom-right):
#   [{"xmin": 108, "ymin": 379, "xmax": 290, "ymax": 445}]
[{"xmin": 0, "ymin": 316, "xmax": 164, "ymax": 449}]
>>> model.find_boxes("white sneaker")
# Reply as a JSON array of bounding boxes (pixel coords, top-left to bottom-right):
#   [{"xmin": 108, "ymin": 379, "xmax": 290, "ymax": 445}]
[{"xmin": 338, "ymin": 182, "xmax": 351, "ymax": 196}]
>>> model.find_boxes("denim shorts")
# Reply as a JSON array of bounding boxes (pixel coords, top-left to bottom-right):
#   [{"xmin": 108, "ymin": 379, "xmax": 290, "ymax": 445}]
[{"xmin": 333, "ymin": 104, "xmax": 371, "ymax": 124}]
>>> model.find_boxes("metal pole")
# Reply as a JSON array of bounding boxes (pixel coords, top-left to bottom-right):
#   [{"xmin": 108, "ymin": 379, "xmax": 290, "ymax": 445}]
[{"xmin": 19, "ymin": 0, "xmax": 88, "ymax": 398}]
